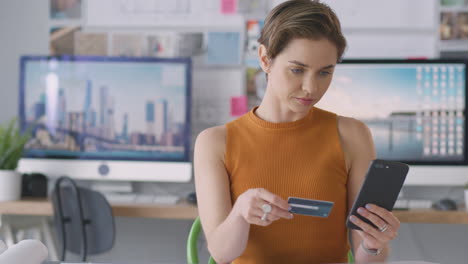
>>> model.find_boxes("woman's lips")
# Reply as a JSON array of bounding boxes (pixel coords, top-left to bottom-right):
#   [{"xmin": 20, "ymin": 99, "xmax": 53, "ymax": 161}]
[{"xmin": 295, "ymin": 97, "xmax": 314, "ymax": 106}]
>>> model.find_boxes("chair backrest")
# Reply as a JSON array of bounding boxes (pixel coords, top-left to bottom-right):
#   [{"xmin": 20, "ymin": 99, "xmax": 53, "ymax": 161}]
[
  {"xmin": 187, "ymin": 217, "xmax": 354, "ymax": 264},
  {"xmin": 348, "ymin": 249, "xmax": 354, "ymax": 263},
  {"xmin": 187, "ymin": 217, "xmax": 216, "ymax": 264},
  {"xmin": 51, "ymin": 176, "xmax": 115, "ymax": 261}
]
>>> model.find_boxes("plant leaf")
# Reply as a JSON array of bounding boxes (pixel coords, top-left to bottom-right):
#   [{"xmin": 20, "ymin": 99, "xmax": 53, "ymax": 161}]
[{"xmin": 0, "ymin": 118, "xmax": 30, "ymax": 170}]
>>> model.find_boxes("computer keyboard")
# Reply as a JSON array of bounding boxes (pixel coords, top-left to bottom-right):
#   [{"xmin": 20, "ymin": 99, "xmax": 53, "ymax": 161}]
[
  {"xmin": 394, "ymin": 199, "xmax": 433, "ymax": 210},
  {"xmin": 104, "ymin": 193, "xmax": 136, "ymax": 204},
  {"xmin": 135, "ymin": 194, "xmax": 155, "ymax": 204},
  {"xmin": 103, "ymin": 193, "xmax": 180, "ymax": 205},
  {"xmin": 153, "ymin": 195, "xmax": 181, "ymax": 204}
]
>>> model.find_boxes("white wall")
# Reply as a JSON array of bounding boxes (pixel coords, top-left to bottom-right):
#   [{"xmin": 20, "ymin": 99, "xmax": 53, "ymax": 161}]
[
  {"xmin": 324, "ymin": 0, "xmax": 439, "ymax": 59},
  {"xmin": 0, "ymin": 0, "xmax": 48, "ymax": 125},
  {"xmin": 1, "ymin": 1, "xmax": 467, "ymax": 264}
]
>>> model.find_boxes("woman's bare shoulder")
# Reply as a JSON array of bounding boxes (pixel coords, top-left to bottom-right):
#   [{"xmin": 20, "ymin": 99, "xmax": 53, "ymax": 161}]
[
  {"xmin": 337, "ymin": 116, "xmax": 370, "ymax": 136},
  {"xmin": 195, "ymin": 125, "xmax": 227, "ymax": 159},
  {"xmin": 337, "ymin": 116, "xmax": 375, "ymax": 169},
  {"xmin": 197, "ymin": 125, "xmax": 226, "ymax": 143}
]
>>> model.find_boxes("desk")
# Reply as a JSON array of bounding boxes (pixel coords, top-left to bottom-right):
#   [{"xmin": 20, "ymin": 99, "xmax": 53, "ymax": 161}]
[
  {"xmin": 3, "ymin": 201, "xmax": 464, "ymax": 263},
  {"xmin": 0, "ymin": 198, "xmax": 198, "ymax": 219},
  {"xmin": 393, "ymin": 209, "xmax": 468, "ymax": 224},
  {"xmin": 0, "ymin": 199, "xmax": 198, "ymax": 260},
  {"xmin": 0, "ymin": 199, "xmax": 467, "ymax": 224}
]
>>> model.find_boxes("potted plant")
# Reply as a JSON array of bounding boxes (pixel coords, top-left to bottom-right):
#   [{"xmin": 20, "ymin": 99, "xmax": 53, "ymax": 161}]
[{"xmin": 0, "ymin": 118, "xmax": 30, "ymax": 201}]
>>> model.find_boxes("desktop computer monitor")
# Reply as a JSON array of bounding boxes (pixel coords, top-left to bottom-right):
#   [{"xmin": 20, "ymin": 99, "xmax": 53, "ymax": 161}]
[
  {"xmin": 316, "ymin": 59, "xmax": 468, "ymax": 185},
  {"xmin": 18, "ymin": 55, "xmax": 192, "ymax": 182}
]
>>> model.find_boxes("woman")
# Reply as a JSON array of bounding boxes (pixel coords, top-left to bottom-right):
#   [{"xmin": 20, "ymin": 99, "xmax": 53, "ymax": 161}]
[{"xmin": 194, "ymin": 1, "xmax": 400, "ymax": 263}]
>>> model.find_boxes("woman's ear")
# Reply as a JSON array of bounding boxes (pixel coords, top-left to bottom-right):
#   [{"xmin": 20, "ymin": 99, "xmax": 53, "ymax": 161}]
[{"xmin": 258, "ymin": 44, "xmax": 271, "ymax": 74}]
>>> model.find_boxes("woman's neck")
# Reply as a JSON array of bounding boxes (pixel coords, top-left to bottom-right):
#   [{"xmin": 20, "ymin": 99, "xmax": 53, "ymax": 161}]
[{"xmin": 255, "ymin": 94, "xmax": 310, "ymax": 123}]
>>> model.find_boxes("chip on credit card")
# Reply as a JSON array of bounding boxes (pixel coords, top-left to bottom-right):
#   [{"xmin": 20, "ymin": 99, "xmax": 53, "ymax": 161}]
[{"xmin": 288, "ymin": 197, "xmax": 334, "ymax": 218}]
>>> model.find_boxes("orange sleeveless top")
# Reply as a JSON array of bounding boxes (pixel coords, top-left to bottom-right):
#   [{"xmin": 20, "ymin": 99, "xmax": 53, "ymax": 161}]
[{"xmin": 225, "ymin": 106, "xmax": 350, "ymax": 264}]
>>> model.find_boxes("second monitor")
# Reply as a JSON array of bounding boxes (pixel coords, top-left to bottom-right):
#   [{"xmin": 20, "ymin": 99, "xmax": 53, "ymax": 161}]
[
  {"xmin": 316, "ymin": 59, "xmax": 467, "ymax": 185},
  {"xmin": 18, "ymin": 55, "xmax": 192, "ymax": 182}
]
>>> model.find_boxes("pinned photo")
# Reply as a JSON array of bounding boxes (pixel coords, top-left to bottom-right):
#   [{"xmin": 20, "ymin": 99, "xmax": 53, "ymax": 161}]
[{"xmin": 50, "ymin": 0, "xmax": 82, "ymax": 20}]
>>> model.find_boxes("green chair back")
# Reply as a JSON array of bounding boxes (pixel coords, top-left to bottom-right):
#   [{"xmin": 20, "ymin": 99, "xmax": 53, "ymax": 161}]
[
  {"xmin": 187, "ymin": 217, "xmax": 216, "ymax": 264},
  {"xmin": 187, "ymin": 217, "xmax": 354, "ymax": 264},
  {"xmin": 348, "ymin": 249, "xmax": 354, "ymax": 263}
]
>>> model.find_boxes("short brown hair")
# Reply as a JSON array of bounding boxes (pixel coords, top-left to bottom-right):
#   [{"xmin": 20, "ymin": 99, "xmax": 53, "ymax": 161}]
[{"xmin": 258, "ymin": 0, "xmax": 347, "ymax": 62}]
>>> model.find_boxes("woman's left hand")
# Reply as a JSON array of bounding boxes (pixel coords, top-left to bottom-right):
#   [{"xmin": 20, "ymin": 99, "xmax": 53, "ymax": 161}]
[{"xmin": 349, "ymin": 203, "xmax": 400, "ymax": 250}]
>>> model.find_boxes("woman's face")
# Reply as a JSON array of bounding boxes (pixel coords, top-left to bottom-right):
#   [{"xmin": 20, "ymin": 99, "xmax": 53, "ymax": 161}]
[{"xmin": 259, "ymin": 38, "xmax": 338, "ymax": 114}]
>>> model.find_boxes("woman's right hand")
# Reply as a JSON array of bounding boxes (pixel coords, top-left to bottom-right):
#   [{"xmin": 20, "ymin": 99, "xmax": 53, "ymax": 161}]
[{"xmin": 233, "ymin": 188, "xmax": 294, "ymax": 226}]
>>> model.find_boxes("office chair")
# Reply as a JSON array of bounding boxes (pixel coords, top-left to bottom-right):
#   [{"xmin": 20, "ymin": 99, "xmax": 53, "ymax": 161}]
[
  {"xmin": 51, "ymin": 176, "xmax": 115, "ymax": 262},
  {"xmin": 187, "ymin": 217, "xmax": 355, "ymax": 264},
  {"xmin": 187, "ymin": 217, "xmax": 216, "ymax": 264}
]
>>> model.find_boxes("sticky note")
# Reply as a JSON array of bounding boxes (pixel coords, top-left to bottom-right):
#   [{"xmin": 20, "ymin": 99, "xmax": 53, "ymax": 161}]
[
  {"xmin": 221, "ymin": 0, "xmax": 237, "ymax": 14},
  {"xmin": 230, "ymin": 96, "xmax": 248, "ymax": 116}
]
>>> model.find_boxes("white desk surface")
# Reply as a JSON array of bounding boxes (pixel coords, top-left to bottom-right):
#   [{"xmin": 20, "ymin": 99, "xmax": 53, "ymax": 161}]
[{"xmin": 42, "ymin": 262, "xmax": 439, "ymax": 264}]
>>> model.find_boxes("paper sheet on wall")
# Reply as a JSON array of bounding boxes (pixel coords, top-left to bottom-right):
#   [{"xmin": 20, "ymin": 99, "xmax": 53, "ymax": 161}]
[
  {"xmin": 74, "ymin": 32, "xmax": 108, "ymax": 56},
  {"xmin": 147, "ymin": 33, "xmax": 178, "ymax": 57},
  {"xmin": 111, "ymin": 33, "xmax": 147, "ymax": 57},
  {"xmin": 87, "ymin": 0, "xmax": 192, "ymax": 26},
  {"xmin": 321, "ymin": 0, "xmax": 437, "ymax": 29},
  {"xmin": 237, "ymin": 0, "xmax": 269, "ymax": 15},
  {"xmin": 86, "ymin": 0, "xmax": 244, "ymax": 27},
  {"xmin": 344, "ymin": 33, "xmax": 437, "ymax": 59},
  {"xmin": 206, "ymin": 32, "xmax": 242, "ymax": 65},
  {"xmin": 245, "ymin": 20, "xmax": 263, "ymax": 67}
]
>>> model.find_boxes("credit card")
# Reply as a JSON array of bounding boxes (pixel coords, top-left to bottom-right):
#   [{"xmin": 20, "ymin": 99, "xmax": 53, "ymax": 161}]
[{"xmin": 288, "ymin": 197, "xmax": 334, "ymax": 218}]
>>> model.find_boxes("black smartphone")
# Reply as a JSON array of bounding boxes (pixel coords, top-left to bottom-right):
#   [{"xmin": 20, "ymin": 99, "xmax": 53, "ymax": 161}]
[{"xmin": 346, "ymin": 159, "xmax": 409, "ymax": 230}]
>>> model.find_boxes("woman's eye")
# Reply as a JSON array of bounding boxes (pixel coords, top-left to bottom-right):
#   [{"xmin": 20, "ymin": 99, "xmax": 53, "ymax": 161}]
[
  {"xmin": 319, "ymin": 71, "xmax": 331, "ymax": 76},
  {"xmin": 291, "ymin": 68, "xmax": 304, "ymax": 74}
]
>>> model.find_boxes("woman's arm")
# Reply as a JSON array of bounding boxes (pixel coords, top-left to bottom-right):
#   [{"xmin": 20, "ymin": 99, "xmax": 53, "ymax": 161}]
[
  {"xmin": 194, "ymin": 126, "xmax": 247, "ymax": 263},
  {"xmin": 194, "ymin": 126, "xmax": 292, "ymax": 264},
  {"xmin": 339, "ymin": 117, "xmax": 398, "ymax": 263}
]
